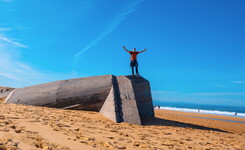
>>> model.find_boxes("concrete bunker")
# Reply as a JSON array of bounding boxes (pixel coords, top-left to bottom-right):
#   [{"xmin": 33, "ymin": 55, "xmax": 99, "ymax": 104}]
[{"xmin": 5, "ymin": 75, "xmax": 154, "ymax": 125}]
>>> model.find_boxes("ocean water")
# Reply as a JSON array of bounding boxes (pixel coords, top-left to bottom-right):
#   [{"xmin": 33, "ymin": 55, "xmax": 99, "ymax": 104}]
[{"xmin": 153, "ymin": 101, "xmax": 245, "ymax": 118}]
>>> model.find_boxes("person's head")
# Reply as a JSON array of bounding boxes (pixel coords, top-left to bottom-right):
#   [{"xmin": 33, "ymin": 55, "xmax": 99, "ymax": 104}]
[{"xmin": 133, "ymin": 48, "xmax": 136, "ymax": 52}]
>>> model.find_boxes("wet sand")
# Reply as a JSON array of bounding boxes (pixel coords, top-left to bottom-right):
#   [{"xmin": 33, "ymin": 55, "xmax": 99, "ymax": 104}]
[
  {"xmin": 154, "ymin": 109, "xmax": 245, "ymax": 134},
  {"xmin": 0, "ymin": 99, "xmax": 244, "ymax": 150}
]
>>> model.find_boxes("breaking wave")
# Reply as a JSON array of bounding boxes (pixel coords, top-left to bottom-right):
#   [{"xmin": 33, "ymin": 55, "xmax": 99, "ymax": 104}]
[{"xmin": 158, "ymin": 106, "xmax": 245, "ymax": 118}]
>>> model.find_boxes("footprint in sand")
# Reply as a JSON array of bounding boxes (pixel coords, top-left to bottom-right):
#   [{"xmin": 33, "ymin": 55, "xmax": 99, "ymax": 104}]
[
  {"xmin": 14, "ymin": 129, "xmax": 22, "ymax": 133},
  {"xmin": 0, "ymin": 138, "xmax": 20, "ymax": 150},
  {"xmin": 132, "ymin": 141, "xmax": 140, "ymax": 147}
]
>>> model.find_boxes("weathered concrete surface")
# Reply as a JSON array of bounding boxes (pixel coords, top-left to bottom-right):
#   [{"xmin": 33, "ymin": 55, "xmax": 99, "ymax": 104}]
[
  {"xmin": 5, "ymin": 75, "xmax": 154, "ymax": 125},
  {"xmin": 116, "ymin": 76, "xmax": 142, "ymax": 125},
  {"xmin": 6, "ymin": 75, "xmax": 112, "ymax": 111},
  {"xmin": 126, "ymin": 76, "xmax": 154, "ymax": 118},
  {"xmin": 99, "ymin": 84, "xmax": 119, "ymax": 122}
]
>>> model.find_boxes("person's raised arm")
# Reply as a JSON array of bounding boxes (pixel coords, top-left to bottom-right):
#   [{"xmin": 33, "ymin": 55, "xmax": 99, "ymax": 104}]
[
  {"xmin": 122, "ymin": 46, "xmax": 130, "ymax": 52},
  {"xmin": 139, "ymin": 49, "xmax": 147, "ymax": 53}
]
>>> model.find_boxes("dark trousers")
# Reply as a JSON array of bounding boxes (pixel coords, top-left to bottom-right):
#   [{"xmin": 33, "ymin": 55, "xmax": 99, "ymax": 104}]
[{"xmin": 130, "ymin": 60, "xmax": 139, "ymax": 75}]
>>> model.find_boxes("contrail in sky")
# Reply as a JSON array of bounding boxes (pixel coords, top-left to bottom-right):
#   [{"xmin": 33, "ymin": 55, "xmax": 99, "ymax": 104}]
[
  {"xmin": 72, "ymin": 0, "xmax": 145, "ymax": 71},
  {"xmin": 0, "ymin": 35, "xmax": 27, "ymax": 48}
]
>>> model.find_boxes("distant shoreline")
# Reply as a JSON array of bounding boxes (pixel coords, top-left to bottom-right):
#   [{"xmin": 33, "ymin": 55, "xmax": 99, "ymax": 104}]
[
  {"xmin": 157, "ymin": 109, "xmax": 245, "ymax": 123},
  {"xmin": 155, "ymin": 109, "xmax": 245, "ymax": 134},
  {"xmin": 153, "ymin": 101, "xmax": 245, "ymax": 118},
  {"xmin": 154, "ymin": 106, "xmax": 245, "ymax": 118}
]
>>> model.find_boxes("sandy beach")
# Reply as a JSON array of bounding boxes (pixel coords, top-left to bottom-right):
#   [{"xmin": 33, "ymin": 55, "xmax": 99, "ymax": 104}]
[{"xmin": 0, "ymin": 98, "xmax": 244, "ymax": 150}]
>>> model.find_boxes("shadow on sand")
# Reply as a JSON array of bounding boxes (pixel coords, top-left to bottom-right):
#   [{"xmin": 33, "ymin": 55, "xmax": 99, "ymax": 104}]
[{"xmin": 141, "ymin": 116, "xmax": 232, "ymax": 133}]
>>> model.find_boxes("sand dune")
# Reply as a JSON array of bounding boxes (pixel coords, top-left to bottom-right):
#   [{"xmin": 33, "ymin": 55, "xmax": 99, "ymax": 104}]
[{"xmin": 0, "ymin": 98, "xmax": 244, "ymax": 150}]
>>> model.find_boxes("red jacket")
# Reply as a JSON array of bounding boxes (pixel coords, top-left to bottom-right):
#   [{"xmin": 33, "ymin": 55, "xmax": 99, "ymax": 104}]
[{"xmin": 128, "ymin": 51, "xmax": 140, "ymax": 61}]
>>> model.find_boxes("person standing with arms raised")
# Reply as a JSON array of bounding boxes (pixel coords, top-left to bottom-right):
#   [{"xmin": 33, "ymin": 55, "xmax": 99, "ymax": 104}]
[{"xmin": 123, "ymin": 46, "xmax": 147, "ymax": 75}]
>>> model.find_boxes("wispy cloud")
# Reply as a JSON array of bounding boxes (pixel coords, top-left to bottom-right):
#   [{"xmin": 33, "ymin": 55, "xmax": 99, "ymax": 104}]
[
  {"xmin": 0, "ymin": 26, "xmax": 56, "ymax": 87},
  {"xmin": 72, "ymin": 0, "xmax": 144, "ymax": 71},
  {"xmin": 0, "ymin": 44, "xmax": 61, "ymax": 87},
  {"xmin": 0, "ymin": 5, "xmax": 63, "ymax": 87},
  {"xmin": 232, "ymin": 81, "xmax": 245, "ymax": 84},
  {"xmin": 0, "ymin": 44, "xmax": 36, "ymax": 82},
  {"xmin": 0, "ymin": 72, "xmax": 21, "ymax": 81},
  {"xmin": 189, "ymin": 92, "xmax": 245, "ymax": 96},
  {"xmin": 0, "ymin": 34, "xmax": 27, "ymax": 48},
  {"xmin": 0, "ymin": 27, "xmax": 12, "ymax": 31}
]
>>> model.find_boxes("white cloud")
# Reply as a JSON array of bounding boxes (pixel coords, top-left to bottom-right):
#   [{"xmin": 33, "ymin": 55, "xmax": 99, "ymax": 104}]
[
  {"xmin": 0, "ymin": 72, "xmax": 21, "ymax": 81},
  {"xmin": 0, "ymin": 46, "xmax": 60, "ymax": 87},
  {"xmin": 0, "ymin": 34, "xmax": 28, "ymax": 48},
  {"xmin": 0, "ymin": 22, "xmax": 77, "ymax": 87},
  {"xmin": 16, "ymin": 62, "xmax": 32, "ymax": 71},
  {"xmin": 0, "ymin": 27, "xmax": 50, "ymax": 87},
  {"xmin": 0, "ymin": 45, "xmax": 36, "ymax": 83},
  {"xmin": 0, "ymin": 28, "xmax": 12, "ymax": 31},
  {"xmin": 72, "ymin": 0, "xmax": 145, "ymax": 71},
  {"xmin": 0, "ymin": 39, "xmax": 72, "ymax": 88}
]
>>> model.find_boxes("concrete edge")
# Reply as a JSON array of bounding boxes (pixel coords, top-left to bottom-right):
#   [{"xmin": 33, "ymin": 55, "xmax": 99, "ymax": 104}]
[
  {"xmin": 99, "ymin": 85, "xmax": 117, "ymax": 122},
  {"xmin": 4, "ymin": 89, "xmax": 16, "ymax": 103},
  {"xmin": 99, "ymin": 75, "xmax": 120, "ymax": 122},
  {"xmin": 19, "ymin": 74, "xmax": 114, "ymax": 89}
]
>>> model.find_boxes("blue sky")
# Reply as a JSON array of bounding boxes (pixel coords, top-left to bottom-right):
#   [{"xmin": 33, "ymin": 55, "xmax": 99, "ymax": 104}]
[{"xmin": 0, "ymin": 0, "xmax": 245, "ymax": 106}]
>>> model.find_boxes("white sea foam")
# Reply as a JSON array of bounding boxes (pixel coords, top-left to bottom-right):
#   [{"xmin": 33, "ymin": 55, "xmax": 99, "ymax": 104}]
[{"xmin": 158, "ymin": 107, "xmax": 245, "ymax": 117}]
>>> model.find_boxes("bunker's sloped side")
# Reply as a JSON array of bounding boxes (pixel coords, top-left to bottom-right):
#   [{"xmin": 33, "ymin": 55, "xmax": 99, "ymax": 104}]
[
  {"xmin": 6, "ymin": 81, "xmax": 60, "ymax": 106},
  {"xmin": 125, "ymin": 75, "xmax": 154, "ymax": 118},
  {"xmin": 56, "ymin": 75, "xmax": 113, "ymax": 111},
  {"xmin": 5, "ymin": 75, "xmax": 113, "ymax": 111}
]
